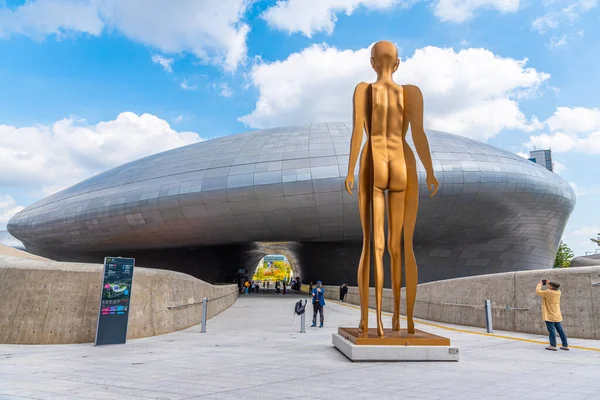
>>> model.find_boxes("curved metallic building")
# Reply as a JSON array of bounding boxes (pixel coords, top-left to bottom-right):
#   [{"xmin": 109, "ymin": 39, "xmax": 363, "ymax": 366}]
[{"xmin": 8, "ymin": 123, "xmax": 576, "ymax": 286}]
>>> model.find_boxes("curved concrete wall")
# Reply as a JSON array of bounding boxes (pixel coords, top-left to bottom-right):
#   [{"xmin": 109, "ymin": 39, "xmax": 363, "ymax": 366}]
[
  {"xmin": 311, "ymin": 266, "xmax": 600, "ymax": 339},
  {"xmin": 0, "ymin": 255, "xmax": 238, "ymax": 344}
]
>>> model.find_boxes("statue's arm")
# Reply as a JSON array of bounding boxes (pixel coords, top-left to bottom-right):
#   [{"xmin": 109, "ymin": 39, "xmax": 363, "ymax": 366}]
[
  {"xmin": 345, "ymin": 83, "xmax": 367, "ymax": 195},
  {"xmin": 406, "ymin": 84, "xmax": 439, "ymax": 196}
]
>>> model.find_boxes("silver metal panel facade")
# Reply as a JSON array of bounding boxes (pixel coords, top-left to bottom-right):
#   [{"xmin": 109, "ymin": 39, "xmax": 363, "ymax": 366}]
[{"xmin": 8, "ymin": 123, "xmax": 576, "ymax": 284}]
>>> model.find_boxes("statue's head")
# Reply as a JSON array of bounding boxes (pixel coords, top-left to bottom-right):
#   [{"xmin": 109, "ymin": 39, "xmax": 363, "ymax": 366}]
[{"xmin": 370, "ymin": 40, "xmax": 399, "ymax": 74}]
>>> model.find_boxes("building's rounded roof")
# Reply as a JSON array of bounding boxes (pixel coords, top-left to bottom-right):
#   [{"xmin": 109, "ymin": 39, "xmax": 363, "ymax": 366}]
[{"xmin": 8, "ymin": 123, "xmax": 575, "ymax": 254}]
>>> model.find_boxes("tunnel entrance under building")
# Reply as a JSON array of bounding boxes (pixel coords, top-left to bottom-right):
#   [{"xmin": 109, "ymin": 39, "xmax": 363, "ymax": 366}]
[{"xmin": 235, "ymin": 242, "xmax": 304, "ymax": 295}]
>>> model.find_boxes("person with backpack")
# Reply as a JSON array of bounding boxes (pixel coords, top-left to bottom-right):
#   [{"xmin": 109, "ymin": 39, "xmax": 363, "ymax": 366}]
[{"xmin": 311, "ymin": 281, "xmax": 326, "ymax": 328}]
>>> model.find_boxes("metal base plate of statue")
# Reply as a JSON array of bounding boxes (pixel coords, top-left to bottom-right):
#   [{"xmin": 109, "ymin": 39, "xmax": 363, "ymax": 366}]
[
  {"xmin": 332, "ymin": 331, "xmax": 459, "ymax": 362},
  {"xmin": 334, "ymin": 40, "xmax": 459, "ymax": 361},
  {"xmin": 338, "ymin": 327, "xmax": 450, "ymax": 346}
]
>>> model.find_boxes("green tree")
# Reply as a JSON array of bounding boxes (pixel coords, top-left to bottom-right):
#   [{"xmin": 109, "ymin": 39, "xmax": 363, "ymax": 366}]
[
  {"xmin": 553, "ymin": 240, "xmax": 574, "ymax": 268},
  {"xmin": 591, "ymin": 233, "xmax": 600, "ymax": 247},
  {"xmin": 252, "ymin": 259, "xmax": 291, "ymax": 282}
]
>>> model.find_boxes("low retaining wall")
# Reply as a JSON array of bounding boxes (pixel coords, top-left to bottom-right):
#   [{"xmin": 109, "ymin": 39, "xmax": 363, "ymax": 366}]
[
  {"xmin": 304, "ymin": 266, "xmax": 600, "ymax": 339},
  {"xmin": 0, "ymin": 255, "xmax": 238, "ymax": 344}
]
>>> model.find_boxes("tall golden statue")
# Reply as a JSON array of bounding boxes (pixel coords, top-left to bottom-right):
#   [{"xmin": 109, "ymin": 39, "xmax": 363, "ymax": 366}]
[{"xmin": 345, "ymin": 40, "xmax": 439, "ymax": 337}]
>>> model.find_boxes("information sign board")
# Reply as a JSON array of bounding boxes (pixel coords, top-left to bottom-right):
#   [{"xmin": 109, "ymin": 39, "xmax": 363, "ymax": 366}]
[{"xmin": 95, "ymin": 257, "xmax": 135, "ymax": 346}]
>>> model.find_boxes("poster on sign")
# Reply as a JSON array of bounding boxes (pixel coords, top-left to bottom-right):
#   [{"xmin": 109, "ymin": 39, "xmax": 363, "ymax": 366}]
[{"xmin": 95, "ymin": 257, "xmax": 135, "ymax": 346}]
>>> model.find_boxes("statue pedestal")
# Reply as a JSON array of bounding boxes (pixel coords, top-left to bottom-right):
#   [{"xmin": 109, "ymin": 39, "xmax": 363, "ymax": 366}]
[{"xmin": 333, "ymin": 327, "xmax": 459, "ymax": 362}]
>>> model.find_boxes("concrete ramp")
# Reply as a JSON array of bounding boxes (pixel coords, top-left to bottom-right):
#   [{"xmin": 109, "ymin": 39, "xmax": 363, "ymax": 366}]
[
  {"xmin": 315, "ymin": 266, "xmax": 600, "ymax": 340},
  {"xmin": 0, "ymin": 254, "xmax": 238, "ymax": 344},
  {"xmin": 0, "ymin": 243, "xmax": 47, "ymax": 260}
]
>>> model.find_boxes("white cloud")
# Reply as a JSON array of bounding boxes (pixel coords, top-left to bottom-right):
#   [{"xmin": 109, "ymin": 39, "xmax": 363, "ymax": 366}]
[
  {"xmin": 0, "ymin": 112, "xmax": 203, "ymax": 192},
  {"xmin": 240, "ymin": 44, "xmax": 549, "ymax": 141},
  {"xmin": 174, "ymin": 115, "xmax": 185, "ymax": 123},
  {"xmin": 220, "ymin": 83, "xmax": 233, "ymax": 97},
  {"xmin": 525, "ymin": 107, "xmax": 600, "ymax": 154},
  {"xmin": 549, "ymin": 35, "xmax": 568, "ymax": 48},
  {"xmin": 151, "ymin": 54, "xmax": 174, "ymax": 73},
  {"xmin": 0, "ymin": 0, "xmax": 252, "ymax": 71},
  {"xmin": 525, "ymin": 132, "xmax": 575, "ymax": 152},
  {"xmin": 564, "ymin": 224, "xmax": 600, "ymax": 256},
  {"xmin": 516, "ymin": 151, "xmax": 529, "ymax": 158},
  {"xmin": 262, "ymin": 0, "xmax": 519, "ymax": 36},
  {"xmin": 0, "ymin": 0, "xmax": 104, "ymax": 38},
  {"xmin": 553, "ymin": 159, "xmax": 566, "ymax": 173},
  {"xmin": 180, "ymin": 79, "xmax": 198, "ymax": 91},
  {"xmin": 532, "ymin": 0, "xmax": 598, "ymax": 34},
  {"xmin": 433, "ymin": 0, "xmax": 520, "ymax": 23},
  {"xmin": 532, "ymin": 13, "xmax": 559, "ymax": 33},
  {"xmin": 262, "ymin": 0, "xmax": 406, "ymax": 37},
  {"xmin": 0, "ymin": 195, "xmax": 25, "ymax": 230},
  {"xmin": 214, "ymin": 82, "xmax": 233, "ymax": 97},
  {"xmin": 567, "ymin": 225, "xmax": 600, "ymax": 237},
  {"xmin": 546, "ymin": 107, "xmax": 600, "ymax": 134},
  {"xmin": 568, "ymin": 182, "xmax": 587, "ymax": 196}
]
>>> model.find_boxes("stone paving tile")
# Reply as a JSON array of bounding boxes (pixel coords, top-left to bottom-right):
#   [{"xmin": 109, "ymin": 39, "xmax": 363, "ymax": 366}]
[{"xmin": 1, "ymin": 293, "xmax": 600, "ymax": 400}]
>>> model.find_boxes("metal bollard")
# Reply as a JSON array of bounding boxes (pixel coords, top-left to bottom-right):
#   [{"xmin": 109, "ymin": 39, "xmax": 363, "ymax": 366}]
[
  {"xmin": 484, "ymin": 299, "xmax": 493, "ymax": 333},
  {"xmin": 200, "ymin": 297, "xmax": 208, "ymax": 333},
  {"xmin": 300, "ymin": 311, "xmax": 306, "ymax": 333}
]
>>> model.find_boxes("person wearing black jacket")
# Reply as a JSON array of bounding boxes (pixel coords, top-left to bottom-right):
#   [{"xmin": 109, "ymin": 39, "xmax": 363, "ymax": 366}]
[{"xmin": 339, "ymin": 283, "xmax": 348, "ymax": 302}]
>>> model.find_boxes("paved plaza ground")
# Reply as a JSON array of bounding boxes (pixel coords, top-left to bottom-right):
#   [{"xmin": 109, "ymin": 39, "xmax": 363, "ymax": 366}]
[{"xmin": 1, "ymin": 292, "xmax": 599, "ymax": 400}]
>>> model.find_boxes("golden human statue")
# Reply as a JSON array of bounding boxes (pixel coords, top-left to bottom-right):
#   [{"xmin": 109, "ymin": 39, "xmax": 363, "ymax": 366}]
[{"xmin": 345, "ymin": 40, "xmax": 439, "ymax": 337}]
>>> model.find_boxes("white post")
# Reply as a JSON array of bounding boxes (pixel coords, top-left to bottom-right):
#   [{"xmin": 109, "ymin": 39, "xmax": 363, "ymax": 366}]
[{"xmin": 300, "ymin": 311, "xmax": 306, "ymax": 333}]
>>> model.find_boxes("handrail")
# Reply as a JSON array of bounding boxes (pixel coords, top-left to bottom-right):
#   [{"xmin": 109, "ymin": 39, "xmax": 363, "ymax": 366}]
[
  {"xmin": 434, "ymin": 302, "xmax": 529, "ymax": 311},
  {"xmin": 166, "ymin": 289, "xmax": 238, "ymax": 310}
]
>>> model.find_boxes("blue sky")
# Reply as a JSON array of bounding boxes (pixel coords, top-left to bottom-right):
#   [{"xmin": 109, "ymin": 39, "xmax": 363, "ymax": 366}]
[{"xmin": 0, "ymin": 0, "xmax": 599, "ymax": 256}]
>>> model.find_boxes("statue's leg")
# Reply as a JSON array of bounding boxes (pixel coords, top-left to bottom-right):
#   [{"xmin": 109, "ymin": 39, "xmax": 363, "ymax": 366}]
[
  {"xmin": 357, "ymin": 150, "xmax": 371, "ymax": 334},
  {"xmin": 387, "ymin": 190, "xmax": 406, "ymax": 331},
  {"xmin": 403, "ymin": 163, "xmax": 419, "ymax": 334},
  {"xmin": 357, "ymin": 182, "xmax": 370, "ymax": 333},
  {"xmin": 372, "ymin": 187, "xmax": 386, "ymax": 337}
]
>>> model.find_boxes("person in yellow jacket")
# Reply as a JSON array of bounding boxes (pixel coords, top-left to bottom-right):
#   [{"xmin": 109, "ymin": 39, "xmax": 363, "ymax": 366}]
[{"xmin": 535, "ymin": 279, "xmax": 569, "ymax": 351}]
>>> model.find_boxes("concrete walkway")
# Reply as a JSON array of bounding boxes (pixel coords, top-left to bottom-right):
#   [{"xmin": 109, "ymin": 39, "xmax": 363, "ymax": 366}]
[{"xmin": 1, "ymin": 293, "xmax": 599, "ymax": 400}]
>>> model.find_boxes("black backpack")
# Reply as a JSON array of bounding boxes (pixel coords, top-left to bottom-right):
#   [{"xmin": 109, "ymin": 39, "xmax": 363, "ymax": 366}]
[{"xmin": 294, "ymin": 299, "xmax": 307, "ymax": 315}]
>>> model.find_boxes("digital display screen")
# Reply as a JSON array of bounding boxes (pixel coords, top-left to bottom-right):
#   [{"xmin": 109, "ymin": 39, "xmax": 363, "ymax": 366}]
[{"xmin": 95, "ymin": 257, "xmax": 135, "ymax": 346}]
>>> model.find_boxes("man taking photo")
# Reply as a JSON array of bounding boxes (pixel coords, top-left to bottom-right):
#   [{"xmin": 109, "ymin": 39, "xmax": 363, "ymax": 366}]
[
  {"xmin": 311, "ymin": 281, "xmax": 325, "ymax": 328},
  {"xmin": 535, "ymin": 279, "xmax": 569, "ymax": 351}
]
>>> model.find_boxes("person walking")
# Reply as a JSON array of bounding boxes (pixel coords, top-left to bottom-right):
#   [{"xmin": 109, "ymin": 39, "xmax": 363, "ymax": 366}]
[
  {"xmin": 244, "ymin": 279, "xmax": 250, "ymax": 295},
  {"xmin": 282, "ymin": 281, "xmax": 287, "ymax": 295},
  {"xmin": 311, "ymin": 281, "xmax": 326, "ymax": 328},
  {"xmin": 339, "ymin": 283, "xmax": 345, "ymax": 301},
  {"xmin": 309, "ymin": 282, "xmax": 313, "ymax": 295},
  {"xmin": 536, "ymin": 279, "xmax": 569, "ymax": 351}
]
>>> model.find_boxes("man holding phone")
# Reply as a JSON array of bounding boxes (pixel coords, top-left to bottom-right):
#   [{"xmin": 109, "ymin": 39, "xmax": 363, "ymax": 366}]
[
  {"xmin": 311, "ymin": 281, "xmax": 326, "ymax": 328},
  {"xmin": 536, "ymin": 279, "xmax": 569, "ymax": 351}
]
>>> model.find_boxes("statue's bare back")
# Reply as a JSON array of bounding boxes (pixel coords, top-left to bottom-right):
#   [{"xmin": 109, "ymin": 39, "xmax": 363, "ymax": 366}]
[{"xmin": 370, "ymin": 82, "xmax": 407, "ymax": 192}]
